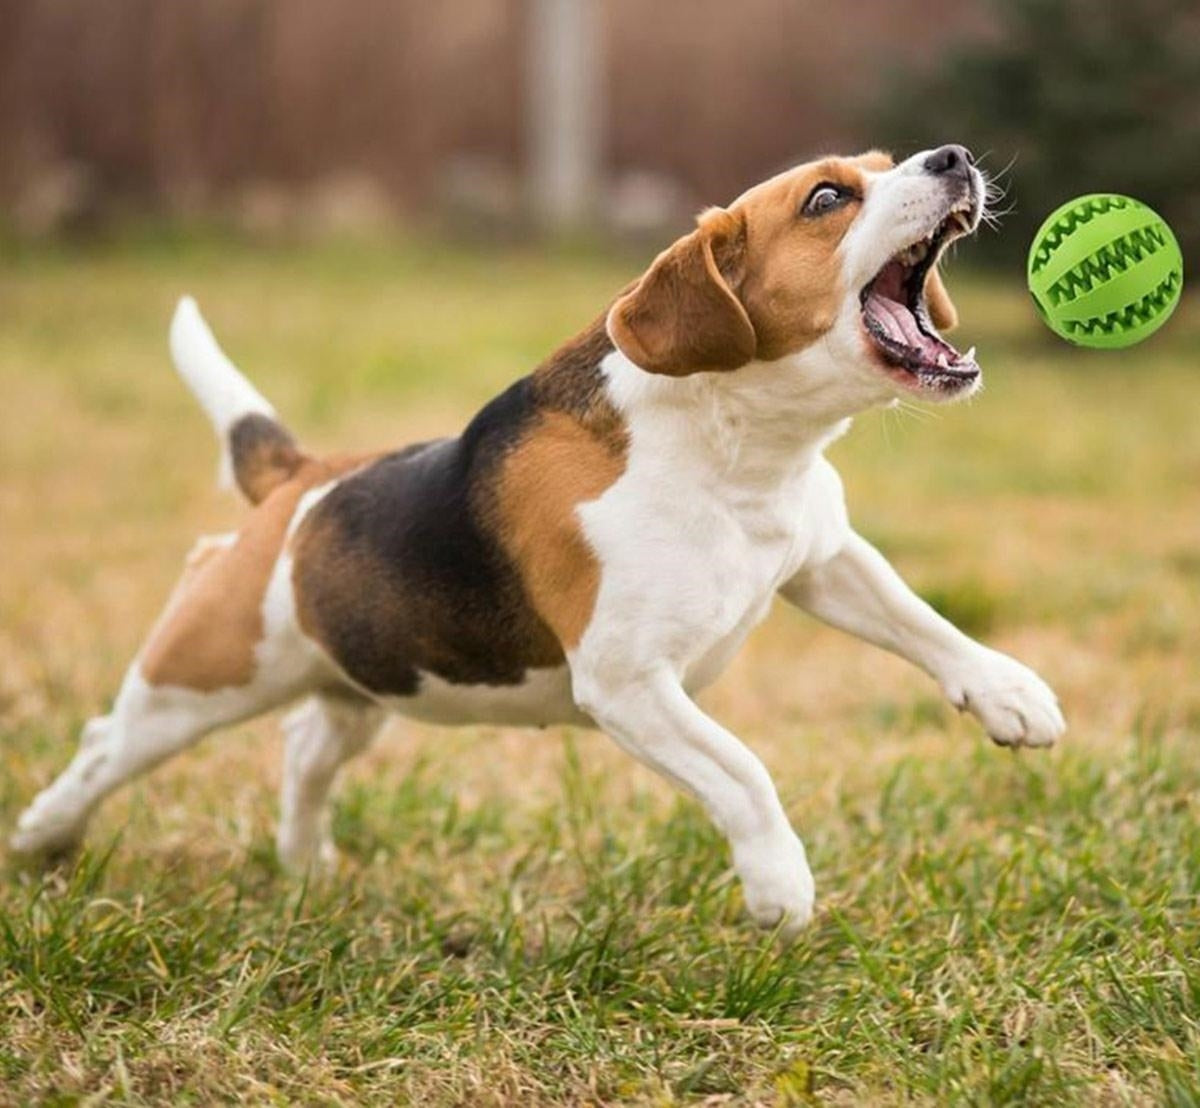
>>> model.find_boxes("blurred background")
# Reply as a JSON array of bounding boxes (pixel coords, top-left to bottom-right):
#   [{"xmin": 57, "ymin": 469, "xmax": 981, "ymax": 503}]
[{"xmin": 2, "ymin": 0, "xmax": 1197, "ymax": 259}]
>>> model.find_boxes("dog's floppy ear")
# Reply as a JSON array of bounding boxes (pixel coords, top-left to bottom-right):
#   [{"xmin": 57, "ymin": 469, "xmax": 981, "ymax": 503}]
[
  {"xmin": 924, "ymin": 264, "xmax": 958, "ymax": 332},
  {"xmin": 609, "ymin": 208, "xmax": 756, "ymax": 376}
]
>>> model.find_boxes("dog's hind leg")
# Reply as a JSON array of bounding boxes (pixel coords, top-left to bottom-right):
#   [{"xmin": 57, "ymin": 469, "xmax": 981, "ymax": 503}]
[
  {"xmin": 10, "ymin": 665, "xmax": 307, "ymax": 859},
  {"xmin": 12, "ymin": 711, "xmax": 118, "ymax": 856},
  {"xmin": 275, "ymin": 695, "xmax": 386, "ymax": 873},
  {"xmin": 11, "ymin": 497, "xmax": 331, "ymax": 860}
]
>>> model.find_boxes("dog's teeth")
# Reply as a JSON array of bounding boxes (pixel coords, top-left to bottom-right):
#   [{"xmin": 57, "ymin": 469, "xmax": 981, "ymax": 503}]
[
  {"xmin": 936, "ymin": 352, "xmax": 949, "ymax": 368},
  {"xmin": 962, "ymin": 345, "xmax": 976, "ymax": 363},
  {"xmin": 897, "ymin": 237, "xmax": 938, "ymax": 268}
]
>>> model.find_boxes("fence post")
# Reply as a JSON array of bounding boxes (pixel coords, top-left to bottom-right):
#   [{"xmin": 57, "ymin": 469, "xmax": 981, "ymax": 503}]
[{"xmin": 525, "ymin": 0, "xmax": 603, "ymax": 232}]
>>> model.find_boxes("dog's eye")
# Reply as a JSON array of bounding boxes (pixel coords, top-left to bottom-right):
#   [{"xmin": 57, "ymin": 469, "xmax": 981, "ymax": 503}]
[{"xmin": 802, "ymin": 183, "xmax": 850, "ymax": 216}]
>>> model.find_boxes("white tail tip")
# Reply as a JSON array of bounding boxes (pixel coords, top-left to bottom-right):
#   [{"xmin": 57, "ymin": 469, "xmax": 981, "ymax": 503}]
[{"xmin": 169, "ymin": 296, "xmax": 277, "ymax": 490}]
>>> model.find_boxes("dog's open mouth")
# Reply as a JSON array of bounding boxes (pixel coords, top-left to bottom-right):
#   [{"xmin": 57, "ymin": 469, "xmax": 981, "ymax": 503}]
[{"xmin": 860, "ymin": 200, "xmax": 979, "ymax": 395}]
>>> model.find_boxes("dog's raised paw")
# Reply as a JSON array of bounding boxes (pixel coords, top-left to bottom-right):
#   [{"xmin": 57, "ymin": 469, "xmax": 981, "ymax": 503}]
[{"xmin": 946, "ymin": 649, "xmax": 1066, "ymax": 749}]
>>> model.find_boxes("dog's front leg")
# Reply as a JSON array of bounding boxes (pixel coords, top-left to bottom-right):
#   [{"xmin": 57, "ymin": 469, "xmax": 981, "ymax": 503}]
[
  {"xmin": 572, "ymin": 667, "xmax": 814, "ymax": 936},
  {"xmin": 780, "ymin": 532, "xmax": 1065, "ymax": 748}
]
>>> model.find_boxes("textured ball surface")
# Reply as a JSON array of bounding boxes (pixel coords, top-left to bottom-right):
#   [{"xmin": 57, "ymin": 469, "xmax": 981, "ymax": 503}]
[{"xmin": 1027, "ymin": 194, "xmax": 1184, "ymax": 349}]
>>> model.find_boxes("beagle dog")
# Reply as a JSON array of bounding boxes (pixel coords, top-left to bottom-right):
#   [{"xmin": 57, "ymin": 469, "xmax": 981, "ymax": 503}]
[{"xmin": 11, "ymin": 145, "xmax": 1065, "ymax": 935}]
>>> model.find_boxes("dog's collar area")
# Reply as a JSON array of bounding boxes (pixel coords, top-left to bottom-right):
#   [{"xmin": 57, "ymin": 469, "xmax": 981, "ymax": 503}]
[{"xmin": 860, "ymin": 203, "xmax": 979, "ymax": 394}]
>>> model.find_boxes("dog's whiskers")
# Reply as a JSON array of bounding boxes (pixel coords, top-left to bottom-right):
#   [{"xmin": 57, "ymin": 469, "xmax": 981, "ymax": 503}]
[
  {"xmin": 974, "ymin": 151, "xmax": 1018, "ymax": 233},
  {"xmin": 898, "ymin": 398, "xmax": 939, "ymax": 422},
  {"xmin": 888, "ymin": 398, "xmax": 939, "ymax": 425}
]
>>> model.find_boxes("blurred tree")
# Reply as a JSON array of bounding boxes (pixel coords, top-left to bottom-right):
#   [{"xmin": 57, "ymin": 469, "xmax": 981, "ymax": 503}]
[{"xmin": 871, "ymin": 0, "xmax": 1200, "ymax": 266}]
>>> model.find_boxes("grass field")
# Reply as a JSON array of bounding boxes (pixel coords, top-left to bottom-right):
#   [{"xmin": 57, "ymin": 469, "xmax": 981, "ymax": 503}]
[{"xmin": 1, "ymin": 231, "xmax": 1198, "ymax": 1105}]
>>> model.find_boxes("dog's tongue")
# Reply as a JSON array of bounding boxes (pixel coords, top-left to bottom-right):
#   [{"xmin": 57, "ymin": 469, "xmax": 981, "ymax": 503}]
[
  {"xmin": 865, "ymin": 261, "xmax": 960, "ymax": 364},
  {"xmin": 866, "ymin": 288, "xmax": 928, "ymax": 349}
]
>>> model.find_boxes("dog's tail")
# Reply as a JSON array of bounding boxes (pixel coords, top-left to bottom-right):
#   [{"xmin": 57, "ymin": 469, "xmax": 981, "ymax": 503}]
[{"xmin": 169, "ymin": 297, "xmax": 308, "ymax": 504}]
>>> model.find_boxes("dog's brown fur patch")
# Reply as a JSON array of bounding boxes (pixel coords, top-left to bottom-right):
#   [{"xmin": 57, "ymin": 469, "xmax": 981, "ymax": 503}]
[
  {"xmin": 140, "ymin": 456, "xmax": 367, "ymax": 691},
  {"xmin": 494, "ymin": 410, "xmax": 626, "ymax": 650},
  {"xmin": 500, "ymin": 318, "xmax": 628, "ymax": 649},
  {"xmin": 229, "ymin": 413, "xmax": 305, "ymax": 504}
]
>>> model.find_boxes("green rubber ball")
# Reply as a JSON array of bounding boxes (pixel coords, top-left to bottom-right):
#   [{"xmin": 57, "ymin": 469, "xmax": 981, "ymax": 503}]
[{"xmin": 1027, "ymin": 194, "xmax": 1184, "ymax": 349}]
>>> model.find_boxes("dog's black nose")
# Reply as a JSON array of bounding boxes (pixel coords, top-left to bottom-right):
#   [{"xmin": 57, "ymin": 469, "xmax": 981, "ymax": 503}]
[{"xmin": 923, "ymin": 144, "xmax": 973, "ymax": 178}]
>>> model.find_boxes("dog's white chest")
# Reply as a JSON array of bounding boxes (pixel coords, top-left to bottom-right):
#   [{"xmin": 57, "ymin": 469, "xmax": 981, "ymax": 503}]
[
  {"xmin": 676, "ymin": 496, "xmax": 796, "ymax": 689},
  {"xmin": 577, "ymin": 401, "xmax": 849, "ymax": 692}
]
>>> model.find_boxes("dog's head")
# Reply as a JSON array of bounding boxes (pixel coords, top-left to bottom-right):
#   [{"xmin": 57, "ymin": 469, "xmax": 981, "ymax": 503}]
[{"xmin": 609, "ymin": 146, "xmax": 985, "ymax": 407}]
